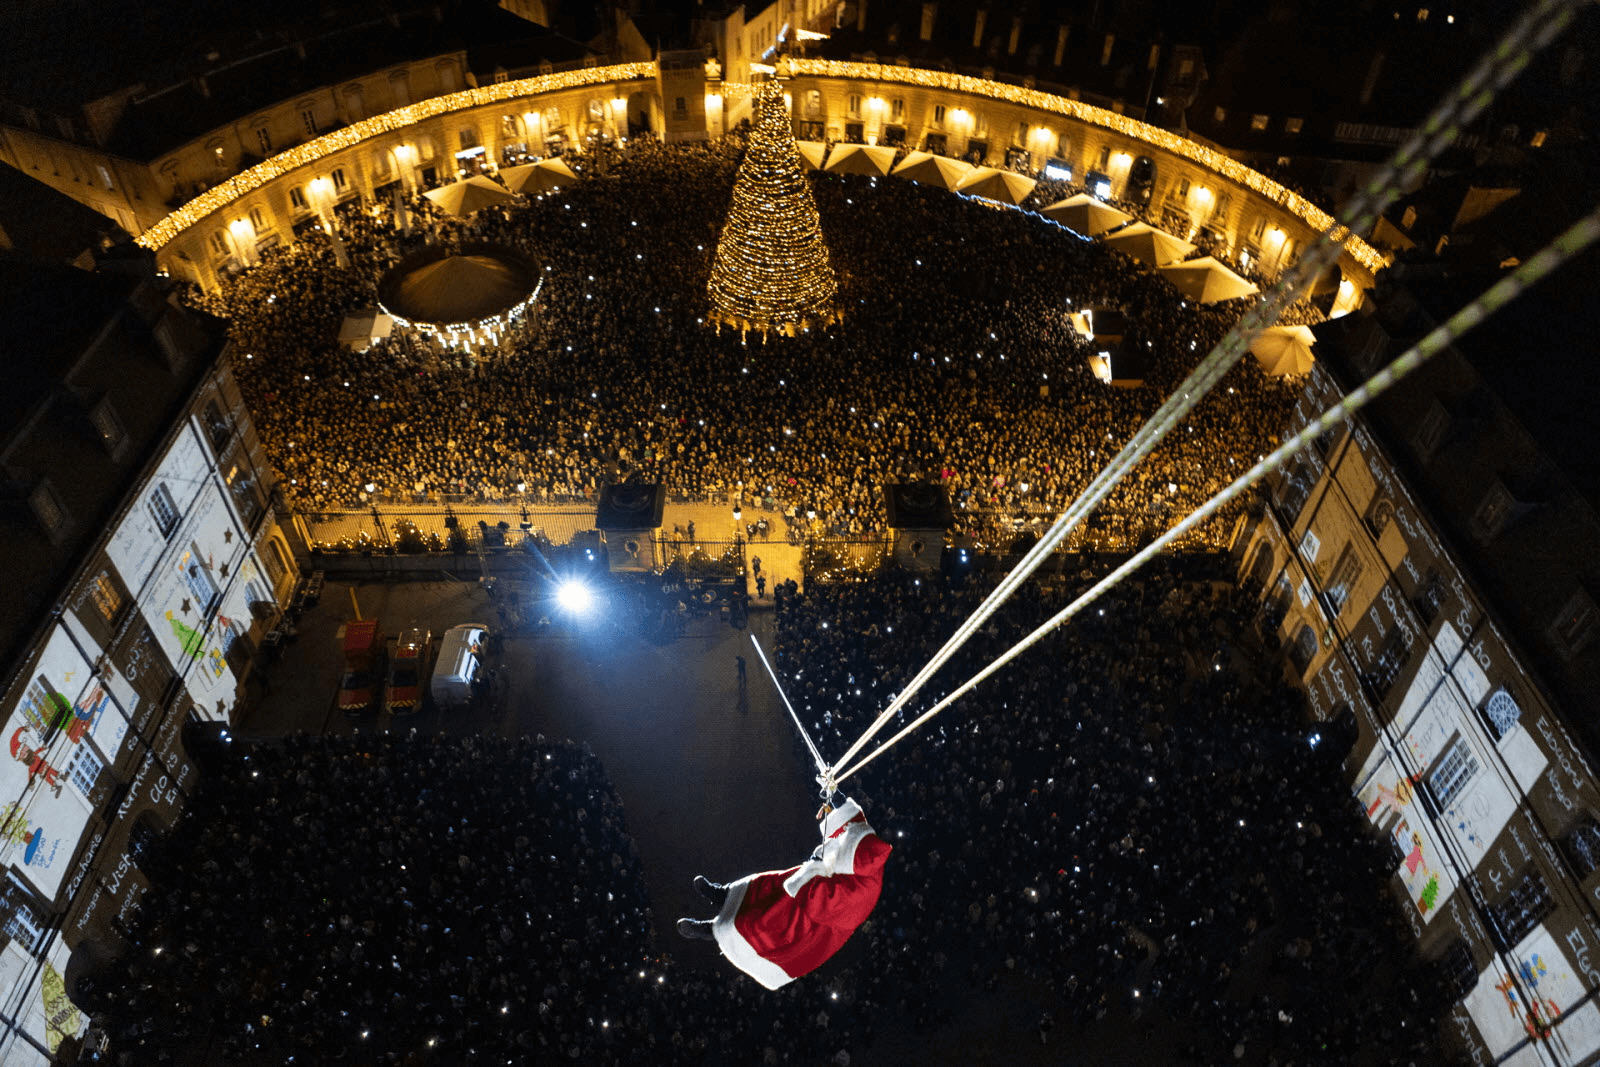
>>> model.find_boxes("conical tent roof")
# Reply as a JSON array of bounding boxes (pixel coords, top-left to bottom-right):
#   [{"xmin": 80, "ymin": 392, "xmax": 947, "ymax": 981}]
[
  {"xmin": 955, "ymin": 166, "xmax": 1037, "ymax": 205},
  {"xmin": 1040, "ymin": 193, "xmax": 1132, "ymax": 237},
  {"xmin": 422, "ymin": 175, "xmax": 518, "ymax": 216},
  {"xmin": 707, "ymin": 79, "xmax": 838, "ymax": 330},
  {"xmin": 1157, "ymin": 256, "xmax": 1261, "ymax": 304},
  {"xmin": 823, "ymin": 143, "xmax": 897, "ymax": 177},
  {"xmin": 1099, "ymin": 221, "xmax": 1195, "ymax": 265},
  {"xmin": 498, "ymin": 158, "xmax": 578, "ymax": 195},
  {"xmin": 1250, "ymin": 324, "xmax": 1318, "ymax": 376},
  {"xmin": 387, "ymin": 255, "xmax": 536, "ymax": 324},
  {"xmin": 794, "ymin": 141, "xmax": 829, "ymax": 171},
  {"xmin": 890, "ymin": 151, "xmax": 972, "ymax": 190}
]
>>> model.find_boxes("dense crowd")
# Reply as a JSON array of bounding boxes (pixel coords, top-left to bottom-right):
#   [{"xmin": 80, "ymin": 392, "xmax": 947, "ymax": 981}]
[
  {"xmin": 90, "ymin": 560, "xmax": 1453, "ymax": 1065},
  {"xmin": 771, "ymin": 559, "xmax": 1450, "ymax": 1063},
  {"xmin": 199, "ymin": 137, "xmax": 1314, "ymax": 549}
]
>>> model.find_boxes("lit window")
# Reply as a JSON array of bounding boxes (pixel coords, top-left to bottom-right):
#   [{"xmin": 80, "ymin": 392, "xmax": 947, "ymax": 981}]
[
  {"xmin": 1471, "ymin": 481, "xmax": 1515, "ymax": 542},
  {"xmin": 1530, "ymin": 130, "xmax": 1547, "ymax": 148},
  {"xmin": 1322, "ymin": 543, "xmax": 1363, "ymax": 617},
  {"xmin": 29, "ymin": 483, "xmax": 64, "ymax": 533},
  {"xmin": 68, "ymin": 746, "xmax": 103, "ymax": 797},
  {"xmin": 87, "ymin": 571, "xmax": 124, "ymax": 624},
  {"xmin": 90, "ymin": 398, "xmax": 126, "ymax": 450},
  {"xmin": 1429, "ymin": 736, "xmax": 1479, "ymax": 808},
  {"xmin": 1250, "ymin": 114, "xmax": 1270, "ymax": 131},
  {"xmin": 1213, "ymin": 106, "xmax": 1226, "ymax": 123},
  {"xmin": 97, "ymin": 164, "xmax": 114, "ymax": 190},
  {"xmin": 1285, "ymin": 117, "xmax": 1304, "ymax": 134}
]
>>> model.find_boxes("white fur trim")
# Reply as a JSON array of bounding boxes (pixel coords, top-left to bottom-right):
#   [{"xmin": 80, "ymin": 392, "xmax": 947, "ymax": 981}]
[
  {"xmin": 820, "ymin": 797, "xmax": 864, "ymax": 837},
  {"xmin": 711, "ymin": 877, "xmax": 795, "ymax": 990},
  {"xmin": 782, "ymin": 821, "xmax": 871, "ymax": 896}
]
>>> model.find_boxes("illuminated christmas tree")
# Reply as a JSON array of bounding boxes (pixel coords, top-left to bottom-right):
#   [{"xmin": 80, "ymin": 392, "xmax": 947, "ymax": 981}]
[{"xmin": 707, "ymin": 77, "xmax": 838, "ymax": 334}]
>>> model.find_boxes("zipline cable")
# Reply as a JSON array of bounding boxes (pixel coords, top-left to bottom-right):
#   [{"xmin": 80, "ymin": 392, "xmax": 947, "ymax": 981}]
[
  {"xmin": 750, "ymin": 634, "xmax": 830, "ymax": 782},
  {"xmin": 830, "ymin": 204, "xmax": 1600, "ymax": 786},
  {"xmin": 826, "ymin": 0, "xmax": 1579, "ymax": 780}
]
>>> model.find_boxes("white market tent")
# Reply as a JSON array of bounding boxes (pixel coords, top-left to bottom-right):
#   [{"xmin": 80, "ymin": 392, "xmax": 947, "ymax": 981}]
[
  {"xmin": 1099, "ymin": 221, "xmax": 1196, "ymax": 266},
  {"xmin": 1250, "ymin": 324, "xmax": 1318, "ymax": 376},
  {"xmin": 337, "ymin": 308, "xmax": 395, "ymax": 352},
  {"xmin": 422, "ymin": 175, "xmax": 519, "ymax": 216},
  {"xmin": 1157, "ymin": 255, "xmax": 1262, "ymax": 304},
  {"xmin": 955, "ymin": 166, "xmax": 1037, "ymax": 205},
  {"xmin": 1039, "ymin": 193, "xmax": 1133, "ymax": 238},
  {"xmin": 794, "ymin": 141, "xmax": 830, "ymax": 171},
  {"xmin": 890, "ymin": 151, "xmax": 973, "ymax": 190},
  {"xmin": 498, "ymin": 158, "xmax": 579, "ymax": 195},
  {"xmin": 822, "ymin": 143, "xmax": 897, "ymax": 177}
]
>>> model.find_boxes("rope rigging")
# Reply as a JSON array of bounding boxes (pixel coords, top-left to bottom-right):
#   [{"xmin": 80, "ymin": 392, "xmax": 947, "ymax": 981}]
[{"xmin": 813, "ymin": 0, "xmax": 1587, "ymax": 786}]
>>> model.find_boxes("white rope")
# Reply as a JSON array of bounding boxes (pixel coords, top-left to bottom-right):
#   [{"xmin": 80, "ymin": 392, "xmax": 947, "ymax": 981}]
[
  {"xmin": 831, "ymin": 204, "xmax": 1600, "ymax": 786},
  {"xmin": 826, "ymin": 0, "xmax": 1579, "ymax": 783},
  {"xmin": 749, "ymin": 634, "xmax": 831, "ymax": 786}
]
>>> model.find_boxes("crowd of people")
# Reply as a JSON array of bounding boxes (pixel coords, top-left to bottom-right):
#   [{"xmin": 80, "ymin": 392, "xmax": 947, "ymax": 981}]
[
  {"xmin": 197, "ymin": 136, "xmax": 1316, "ymax": 549},
  {"xmin": 769, "ymin": 559, "xmax": 1451, "ymax": 1063},
  {"xmin": 91, "ymin": 558, "xmax": 1452, "ymax": 1064}
]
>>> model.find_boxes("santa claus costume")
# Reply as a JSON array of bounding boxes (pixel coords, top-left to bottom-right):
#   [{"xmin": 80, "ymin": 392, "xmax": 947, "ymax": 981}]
[{"xmin": 711, "ymin": 797, "xmax": 892, "ymax": 989}]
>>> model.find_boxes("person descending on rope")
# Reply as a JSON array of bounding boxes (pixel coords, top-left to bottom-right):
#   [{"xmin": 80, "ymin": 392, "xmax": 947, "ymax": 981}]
[{"xmin": 677, "ymin": 795, "xmax": 892, "ymax": 989}]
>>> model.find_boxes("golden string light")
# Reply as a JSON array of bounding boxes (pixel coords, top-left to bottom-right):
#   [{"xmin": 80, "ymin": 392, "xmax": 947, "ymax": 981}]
[
  {"xmin": 784, "ymin": 59, "xmax": 1384, "ymax": 273},
  {"xmin": 707, "ymin": 78, "xmax": 838, "ymax": 334},
  {"xmin": 135, "ymin": 59, "xmax": 1382, "ymax": 279},
  {"xmin": 135, "ymin": 63, "xmax": 655, "ymax": 251}
]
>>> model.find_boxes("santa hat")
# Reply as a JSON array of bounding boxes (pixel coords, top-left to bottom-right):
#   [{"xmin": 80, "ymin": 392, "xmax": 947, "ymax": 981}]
[{"xmin": 821, "ymin": 797, "xmax": 864, "ymax": 837}]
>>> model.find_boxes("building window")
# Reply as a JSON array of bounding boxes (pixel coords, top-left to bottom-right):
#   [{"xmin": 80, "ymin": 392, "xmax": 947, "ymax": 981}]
[
  {"xmin": 847, "ymin": 94, "xmax": 862, "ymax": 118},
  {"xmin": 1213, "ymin": 106, "xmax": 1227, "ymax": 123},
  {"xmin": 805, "ymin": 91, "xmax": 824, "ymax": 119},
  {"xmin": 1365, "ymin": 630, "xmax": 1414, "ymax": 699},
  {"xmin": 1290, "ymin": 624, "xmax": 1319, "ymax": 673},
  {"xmin": 300, "ymin": 109, "xmax": 317, "ymax": 137},
  {"xmin": 389, "ymin": 73, "xmax": 411, "ymax": 107},
  {"xmin": 28, "ymin": 483, "xmax": 65, "ymax": 534},
  {"xmin": 0, "ymin": 873, "xmax": 45, "ymax": 954},
  {"xmin": 1560, "ymin": 819, "xmax": 1600, "ymax": 881},
  {"xmin": 1413, "ymin": 568, "xmax": 1447, "ymax": 624},
  {"xmin": 1480, "ymin": 687, "xmax": 1522, "ymax": 742},
  {"xmin": 587, "ymin": 99, "xmax": 605, "ymax": 123},
  {"xmin": 1251, "ymin": 114, "xmax": 1270, "ymax": 131},
  {"xmin": 209, "ymin": 230, "xmax": 230, "ymax": 257},
  {"xmin": 289, "ymin": 186, "xmax": 307, "ymax": 211},
  {"xmin": 1285, "ymin": 117, "xmax": 1304, "ymax": 134},
  {"xmin": 248, "ymin": 207, "xmax": 267, "ymax": 235},
  {"xmin": 255, "ymin": 127, "xmax": 272, "ymax": 155},
  {"xmin": 203, "ymin": 400, "xmax": 231, "ymax": 452},
  {"xmin": 1323, "ymin": 543, "xmax": 1363, "ymax": 617},
  {"xmin": 891, "ymin": 99, "xmax": 906, "ymax": 123},
  {"xmin": 331, "ymin": 168, "xmax": 348, "ymax": 193},
  {"xmin": 149, "ymin": 483, "xmax": 180, "ymax": 538},
  {"xmin": 87, "ymin": 571, "xmax": 125, "ymax": 624},
  {"xmin": 263, "ymin": 540, "xmax": 289, "ymax": 584},
  {"xmin": 1439, "ymin": 940, "xmax": 1478, "ymax": 1001},
  {"xmin": 90, "ymin": 397, "xmax": 126, "ymax": 452},
  {"xmin": 1549, "ymin": 590, "xmax": 1597, "ymax": 659},
  {"xmin": 1429, "ymin": 736, "xmax": 1479, "ymax": 808},
  {"xmin": 1486, "ymin": 870, "xmax": 1555, "ymax": 951},
  {"xmin": 67, "ymin": 745, "xmax": 103, "ymax": 798},
  {"xmin": 97, "ymin": 164, "xmax": 115, "ymax": 190},
  {"xmin": 932, "ymin": 104, "xmax": 946, "ymax": 127},
  {"xmin": 1471, "ymin": 481, "xmax": 1515, "ymax": 542},
  {"xmin": 1413, "ymin": 399, "xmax": 1451, "ymax": 460}
]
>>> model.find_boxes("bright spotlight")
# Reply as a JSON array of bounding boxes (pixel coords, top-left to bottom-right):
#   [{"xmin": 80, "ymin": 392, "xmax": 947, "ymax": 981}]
[{"xmin": 556, "ymin": 581, "xmax": 593, "ymax": 612}]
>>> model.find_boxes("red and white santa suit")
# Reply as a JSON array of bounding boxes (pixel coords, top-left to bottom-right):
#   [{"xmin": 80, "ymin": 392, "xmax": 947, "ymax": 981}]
[{"xmin": 712, "ymin": 797, "xmax": 892, "ymax": 989}]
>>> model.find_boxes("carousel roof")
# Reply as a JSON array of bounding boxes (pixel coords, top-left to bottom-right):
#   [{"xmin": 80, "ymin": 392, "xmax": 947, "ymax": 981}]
[{"xmin": 378, "ymin": 246, "xmax": 539, "ymax": 326}]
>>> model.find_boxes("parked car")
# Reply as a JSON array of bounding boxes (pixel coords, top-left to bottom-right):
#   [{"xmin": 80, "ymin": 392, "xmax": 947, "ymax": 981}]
[
  {"xmin": 385, "ymin": 629, "xmax": 433, "ymax": 715},
  {"xmin": 431, "ymin": 623, "xmax": 490, "ymax": 710}
]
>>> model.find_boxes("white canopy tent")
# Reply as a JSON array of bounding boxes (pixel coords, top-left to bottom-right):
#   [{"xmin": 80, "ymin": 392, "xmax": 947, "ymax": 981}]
[
  {"xmin": 497, "ymin": 158, "xmax": 579, "ymax": 195},
  {"xmin": 822, "ymin": 144, "xmax": 897, "ymax": 177},
  {"xmin": 1157, "ymin": 256, "xmax": 1261, "ymax": 304},
  {"xmin": 1039, "ymin": 193, "xmax": 1133, "ymax": 238},
  {"xmin": 423, "ymin": 175, "xmax": 519, "ymax": 216},
  {"xmin": 794, "ymin": 141, "xmax": 829, "ymax": 171},
  {"xmin": 337, "ymin": 308, "xmax": 395, "ymax": 352},
  {"xmin": 955, "ymin": 167, "xmax": 1037, "ymax": 205},
  {"xmin": 890, "ymin": 151, "xmax": 973, "ymax": 190},
  {"xmin": 1250, "ymin": 325, "xmax": 1318, "ymax": 376},
  {"xmin": 1099, "ymin": 222, "xmax": 1195, "ymax": 266}
]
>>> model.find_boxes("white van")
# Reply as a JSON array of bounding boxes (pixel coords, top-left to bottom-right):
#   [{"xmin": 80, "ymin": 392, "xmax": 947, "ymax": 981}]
[{"xmin": 431, "ymin": 623, "xmax": 491, "ymax": 709}]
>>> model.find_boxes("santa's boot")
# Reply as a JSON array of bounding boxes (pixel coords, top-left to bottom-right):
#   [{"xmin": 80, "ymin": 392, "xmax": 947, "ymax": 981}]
[
  {"xmin": 676, "ymin": 918, "xmax": 715, "ymax": 941},
  {"xmin": 693, "ymin": 875, "xmax": 729, "ymax": 906}
]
